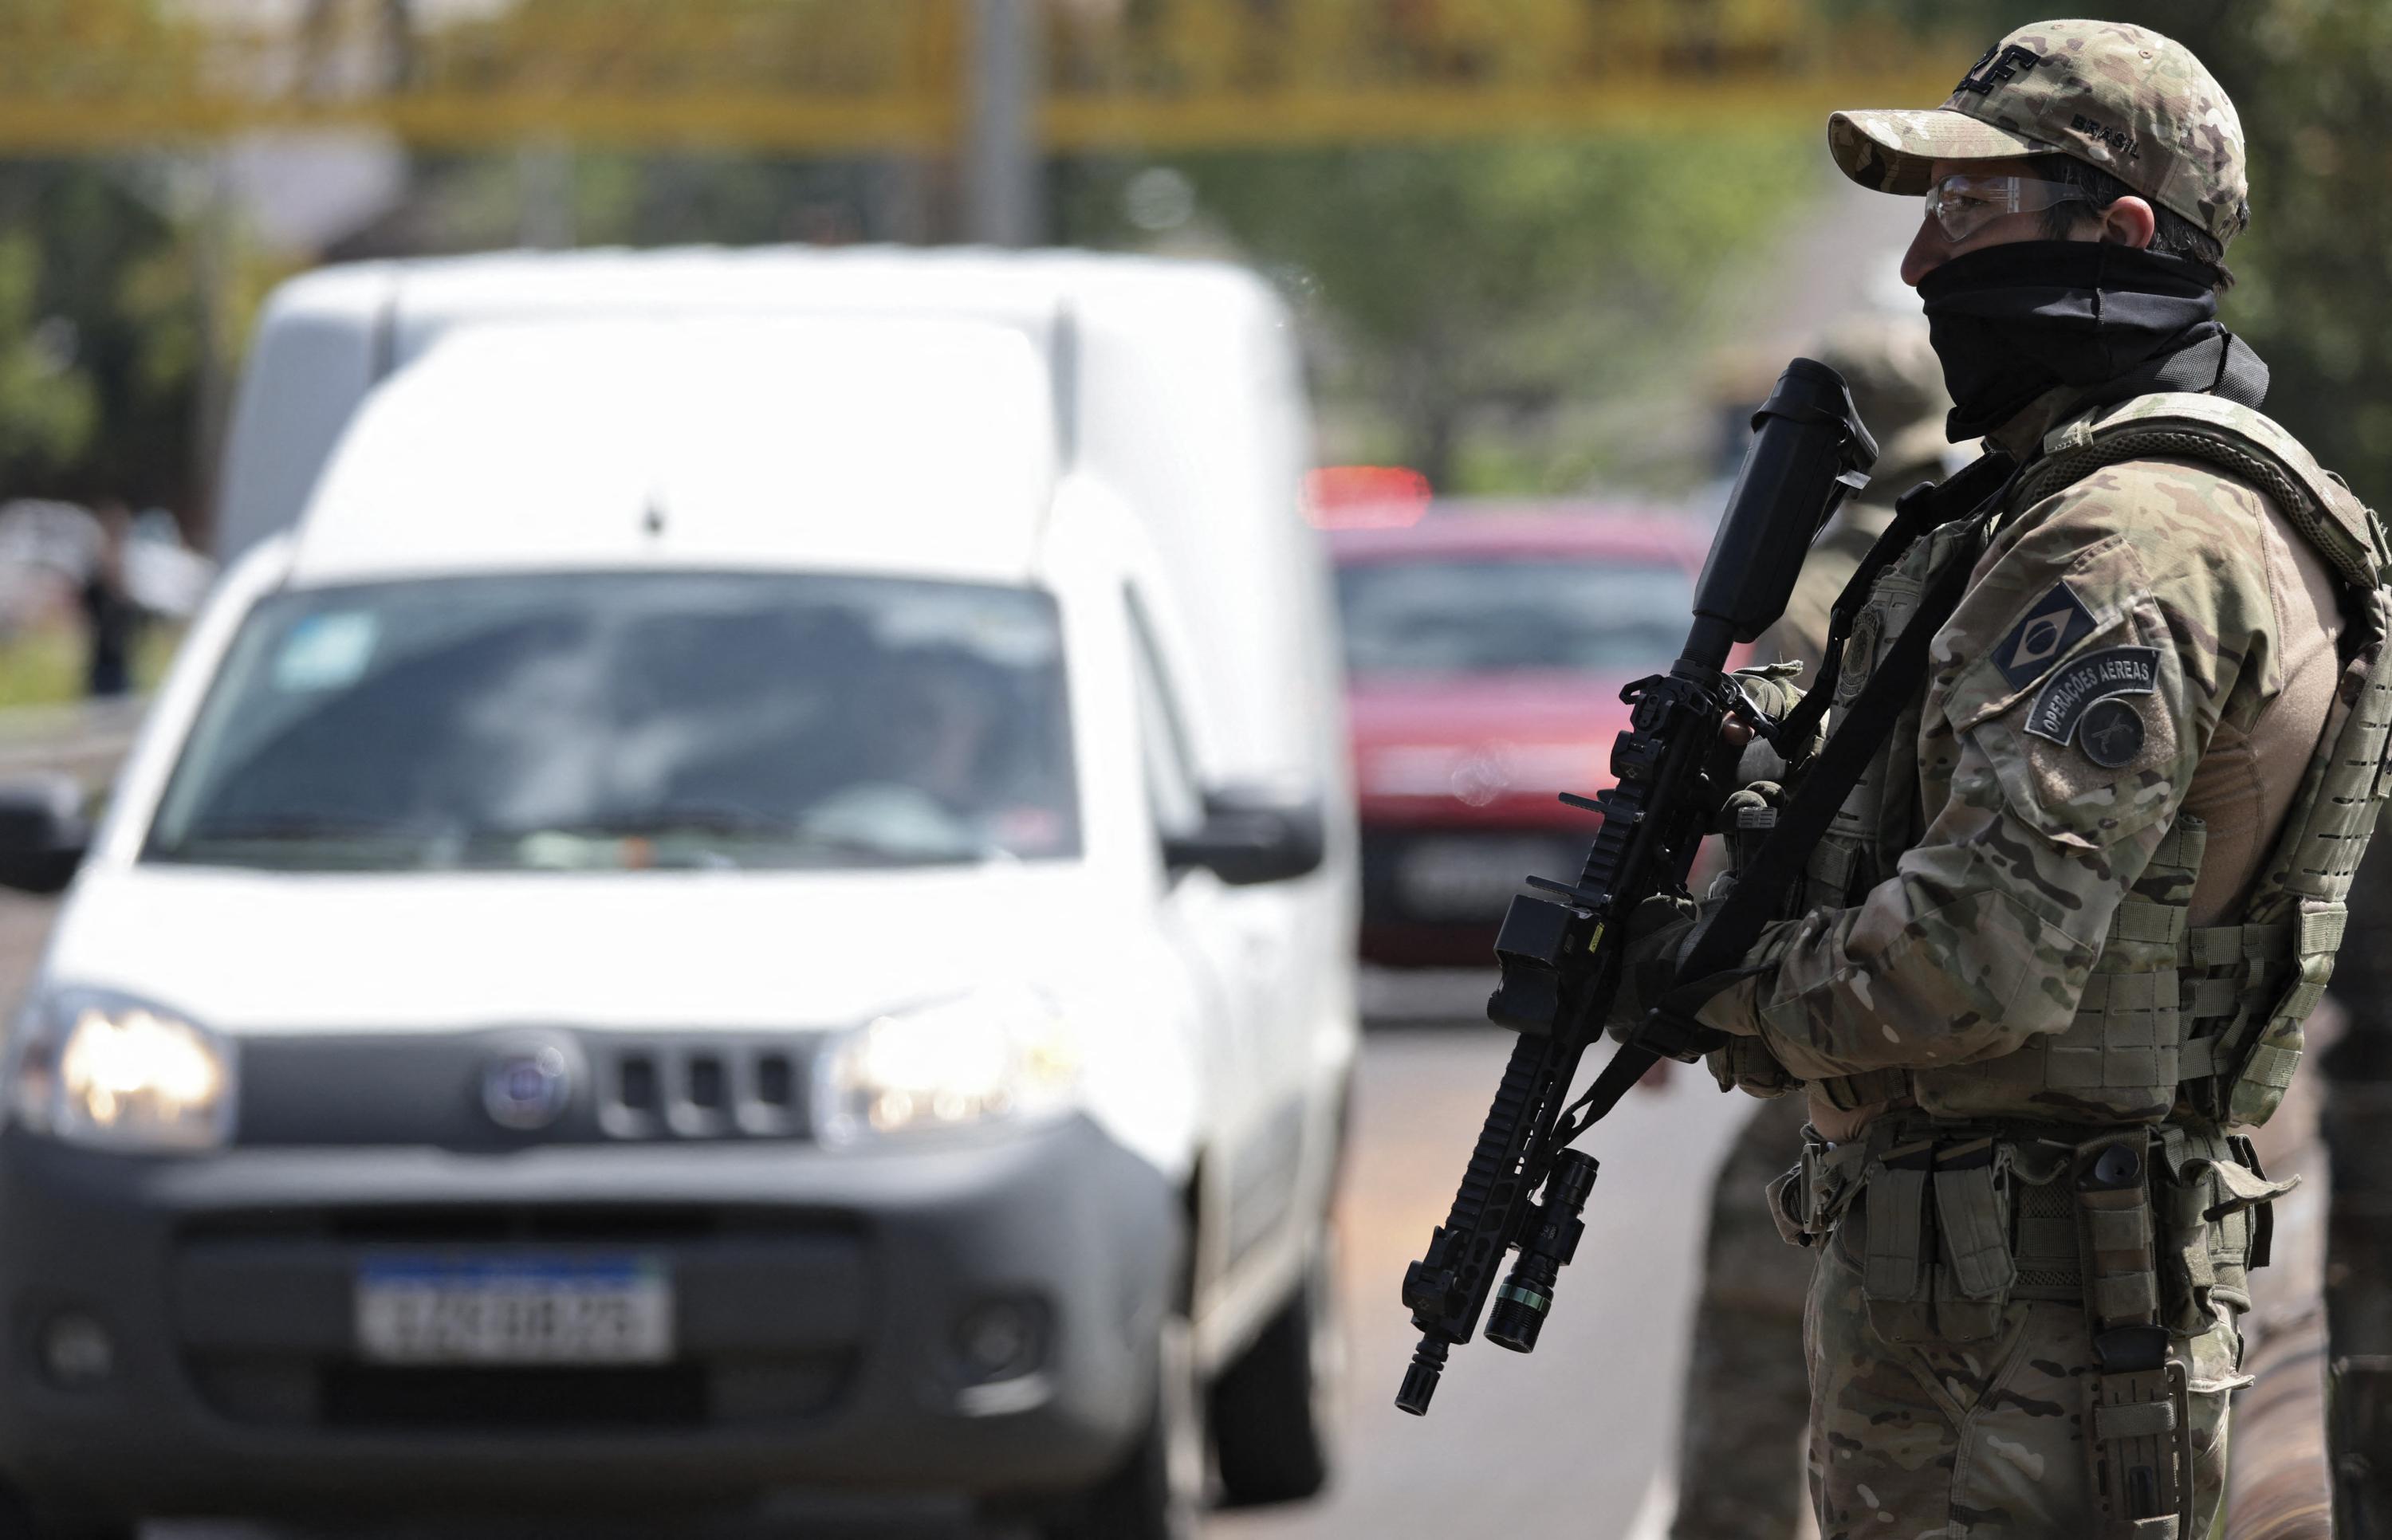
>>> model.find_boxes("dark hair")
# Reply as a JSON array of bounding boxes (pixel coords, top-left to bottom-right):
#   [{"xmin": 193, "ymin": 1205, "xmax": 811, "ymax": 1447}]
[{"xmin": 2031, "ymin": 153, "xmax": 2233, "ymax": 291}]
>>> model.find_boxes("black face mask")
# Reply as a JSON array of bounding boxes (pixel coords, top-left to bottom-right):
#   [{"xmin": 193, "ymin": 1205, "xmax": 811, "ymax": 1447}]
[{"xmin": 1917, "ymin": 240, "xmax": 2222, "ymax": 439}]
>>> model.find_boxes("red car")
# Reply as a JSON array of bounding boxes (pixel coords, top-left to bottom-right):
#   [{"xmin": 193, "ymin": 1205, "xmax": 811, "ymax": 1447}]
[{"xmin": 1331, "ymin": 505, "xmax": 1713, "ymax": 966}]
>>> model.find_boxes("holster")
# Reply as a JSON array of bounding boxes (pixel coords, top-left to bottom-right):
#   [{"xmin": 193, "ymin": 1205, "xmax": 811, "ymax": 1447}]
[
  {"xmin": 2071, "ymin": 1131, "xmax": 2193, "ymax": 1540},
  {"xmin": 1767, "ymin": 1124, "xmax": 1865, "ymax": 1248}
]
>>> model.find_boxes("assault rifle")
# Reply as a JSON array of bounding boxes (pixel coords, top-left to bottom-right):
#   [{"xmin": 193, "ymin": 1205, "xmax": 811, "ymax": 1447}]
[{"xmin": 1395, "ymin": 358, "xmax": 1878, "ymax": 1416}]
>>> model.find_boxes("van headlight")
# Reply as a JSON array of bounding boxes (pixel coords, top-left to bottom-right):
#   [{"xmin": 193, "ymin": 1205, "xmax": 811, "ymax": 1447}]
[
  {"xmin": 817, "ymin": 986, "xmax": 1079, "ymax": 1142},
  {"xmin": 6, "ymin": 989, "xmax": 236, "ymax": 1153}
]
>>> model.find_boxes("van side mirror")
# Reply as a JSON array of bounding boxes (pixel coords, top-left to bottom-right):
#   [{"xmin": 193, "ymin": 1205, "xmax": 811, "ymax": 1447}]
[
  {"xmin": 0, "ymin": 774, "xmax": 91, "ymax": 895},
  {"xmin": 1164, "ymin": 786, "xmax": 1325, "ymax": 886}
]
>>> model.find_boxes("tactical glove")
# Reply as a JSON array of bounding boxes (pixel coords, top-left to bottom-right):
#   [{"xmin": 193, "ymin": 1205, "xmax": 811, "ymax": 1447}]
[
  {"xmin": 1602, "ymin": 892, "xmax": 1700, "ymax": 1041},
  {"xmin": 1707, "ymin": 1035, "xmax": 1802, "ymax": 1098}
]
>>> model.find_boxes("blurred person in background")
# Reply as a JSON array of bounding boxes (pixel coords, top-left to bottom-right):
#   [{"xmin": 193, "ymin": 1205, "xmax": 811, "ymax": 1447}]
[
  {"xmin": 1619, "ymin": 19, "xmax": 2392, "ymax": 1535},
  {"xmin": 817, "ymin": 641, "xmax": 1072, "ymax": 859},
  {"xmin": 2321, "ymin": 832, "xmax": 2392, "ymax": 1528},
  {"xmin": 1670, "ymin": 315, "xmax": 1949, "ymax": 1540},
  {"xmin": 79, "ymin": 501, "xmax": 140, "ymax": 697}
]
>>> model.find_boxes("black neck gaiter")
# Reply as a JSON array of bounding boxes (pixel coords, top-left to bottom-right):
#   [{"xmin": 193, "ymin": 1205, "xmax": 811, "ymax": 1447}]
[{"xmin": 1917, "ymin": 241, "xmax": 2222, "ymax": 439}]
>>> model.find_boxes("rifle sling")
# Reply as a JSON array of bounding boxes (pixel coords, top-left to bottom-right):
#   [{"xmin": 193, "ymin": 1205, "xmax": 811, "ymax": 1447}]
[
  {"xmin": 1643, "ymin": 350, "xmax": 2260, "ymax": 1059},
  {"xmin": 1655, "ymin": 458, "xmax": 2025, "ymax": 1026},
  {"xmin": 1776, "ymin": 450, "xmax": 2017, "ymax": 752},
  {"xmin": 1560, "ymin": 458, "xmax": 2021, "ymax": 1139},
  {"xmin": 1761, "ymin": 342, "xmax": 2252, "ymax": 757}
]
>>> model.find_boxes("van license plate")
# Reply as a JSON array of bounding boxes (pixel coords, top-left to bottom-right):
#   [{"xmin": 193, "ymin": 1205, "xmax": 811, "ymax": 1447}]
[{"xmin": 355, "ymin": 1258, "xmax": 673, "ymax": 1365}]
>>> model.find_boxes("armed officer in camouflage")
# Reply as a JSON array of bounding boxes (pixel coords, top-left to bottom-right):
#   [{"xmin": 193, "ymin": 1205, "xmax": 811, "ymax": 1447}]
[
  {"xmin": 1627, "ymin": 20, "xmax": 2392, "ymax": 1538},
  {"xmin": 1671, "ymin": 317, "xmax": 1951, "ymax": 1540}
]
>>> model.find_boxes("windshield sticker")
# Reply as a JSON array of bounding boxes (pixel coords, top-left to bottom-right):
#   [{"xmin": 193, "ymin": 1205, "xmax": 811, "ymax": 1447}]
[
  {"xmin": 273, "ymin": 611, "xmax": 380, "ymax": 692},
  {"xmin": 872, "ymin": 591, "xmax": 1059, "ymax": 668}
]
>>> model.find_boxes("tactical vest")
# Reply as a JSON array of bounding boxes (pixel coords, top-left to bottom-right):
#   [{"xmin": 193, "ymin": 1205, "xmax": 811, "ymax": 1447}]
[{"xmin": 1796, "ymin": 391, "xmax": 2392, "ymax": 1131}]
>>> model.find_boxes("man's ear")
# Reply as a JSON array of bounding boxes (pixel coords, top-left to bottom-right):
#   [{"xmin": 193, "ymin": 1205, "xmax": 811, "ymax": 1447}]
[{"xmin": 2100, "ymin": 195, "xmax": 2158, "ymax": 249}]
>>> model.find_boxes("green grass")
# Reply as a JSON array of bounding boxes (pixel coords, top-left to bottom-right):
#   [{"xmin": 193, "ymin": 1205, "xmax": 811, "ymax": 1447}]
[{"xmin": 0, "ymin": 623, "xmax": 181, "ymax": 711}]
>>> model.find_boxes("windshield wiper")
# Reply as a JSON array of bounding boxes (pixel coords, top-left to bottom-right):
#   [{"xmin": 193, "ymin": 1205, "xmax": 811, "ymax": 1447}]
[
  {"xmin": 789, "ymin": 814, "xmax": 999, "ymax": 866},
  {"xmin": 466, "ymin": 803, "xmax": 1004, "ymax": 866},
  {"xmin": 483, "ymin": 802, "xmax": 801, "ymax": 841},
  {"xmin": 175, "ymin": 812, "xmax": 428, "ymax": 843}
]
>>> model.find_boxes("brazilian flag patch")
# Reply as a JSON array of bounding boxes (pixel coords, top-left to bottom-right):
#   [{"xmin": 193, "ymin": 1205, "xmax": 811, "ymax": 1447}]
[{"xmin": 1994, "ymin": 581, "xmax": 2099, "ymax": 690}]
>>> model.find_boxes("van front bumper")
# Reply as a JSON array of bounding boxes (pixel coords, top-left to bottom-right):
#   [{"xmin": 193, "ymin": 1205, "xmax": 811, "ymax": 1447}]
[{"xmin": 0, "ymin": 1114, "xmax": 1175, "ymax": 1523}]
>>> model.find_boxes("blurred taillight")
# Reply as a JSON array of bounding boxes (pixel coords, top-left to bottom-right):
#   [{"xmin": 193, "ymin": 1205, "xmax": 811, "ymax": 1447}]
[{"xmin": 1304, "ymin": 466, "xmax": 1431, "ymax": 529}]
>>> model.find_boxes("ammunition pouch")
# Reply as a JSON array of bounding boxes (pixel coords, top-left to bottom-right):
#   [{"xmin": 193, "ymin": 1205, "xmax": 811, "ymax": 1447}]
[
  {"xmin": 1770, "ymin": 1122, "xmax": 2017, "ymax": 1342},
  {"xmin": 2178, "ymin": 901, "xmax": 2346, "ymax": 1129},
  {"xmin": 1852, "ymin": 1134, "xmax": 2016, "ymax": 1343},
  {"xmin": 1776, "ymin": 1116, "xmax": 2292, "ymax": 1344}
]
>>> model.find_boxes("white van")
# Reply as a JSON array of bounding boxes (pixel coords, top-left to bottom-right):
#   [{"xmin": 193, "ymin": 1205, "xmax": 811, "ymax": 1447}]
[{"xmin": 0, "ymin": 252, "xmax": 1357, "ymax": 1538}]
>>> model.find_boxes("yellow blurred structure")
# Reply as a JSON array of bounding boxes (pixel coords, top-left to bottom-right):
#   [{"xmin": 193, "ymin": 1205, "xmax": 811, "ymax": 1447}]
[{"xmin": 0, "ymin": 0, "xmax": 1957, "ymax": 152}]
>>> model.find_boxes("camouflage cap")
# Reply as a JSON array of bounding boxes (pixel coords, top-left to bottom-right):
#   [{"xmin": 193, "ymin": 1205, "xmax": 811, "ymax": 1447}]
[{"xmin": 1828, "ymin": 19, "xmax": 2248, "ymax": 246}]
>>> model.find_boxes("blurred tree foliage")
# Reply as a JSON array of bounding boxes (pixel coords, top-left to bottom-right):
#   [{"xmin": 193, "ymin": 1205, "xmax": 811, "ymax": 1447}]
[
  {"xmin": 1111, "ymin": 0, "xmax": 2392, "ymax": 497},
  {"xmin": 329, "ymin": 151, "xmax": 893, "ymax": 257},
  {"xmin": 2209, "ymin": 0, "xmax": 2392, "ymax": 497},
  {"xmin": 6, "ymin": 0, "xmax": 2390, "ymax": 510},
  {"xmin": 0, "ymin": 234, "xmax": 98, "ymax": 482},
  {"xmin": 0, "ymin": 163, "xmax": 203, "ymax": 511},
  {"xmin": 1062, "ymin": 136, "xmax": 1816, "ymax": 493}
]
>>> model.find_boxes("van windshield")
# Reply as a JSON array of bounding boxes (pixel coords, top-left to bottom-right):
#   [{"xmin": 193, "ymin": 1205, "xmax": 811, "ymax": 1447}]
[
  {"xmin": 1336, "ymin": 556, "xmax": 1690, "ymax": 679},
  {"xmin": 146, "ymin": 572, "xmax": 1080, "ymax": 873}
]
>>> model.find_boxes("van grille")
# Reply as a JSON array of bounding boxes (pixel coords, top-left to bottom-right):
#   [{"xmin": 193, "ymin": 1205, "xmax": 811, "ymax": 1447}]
[
  {"xmin": 234, "ymin": 1030, "xmax": 824, "ymax": 1146},
  {"xmin": 598, "ymin": 1040, "xmax": 811, "ymax": 1140}
]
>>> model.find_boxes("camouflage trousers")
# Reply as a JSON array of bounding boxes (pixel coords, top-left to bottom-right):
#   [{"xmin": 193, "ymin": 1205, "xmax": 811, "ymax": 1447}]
[
  {"xmin": 1672, "ymin": 1093, "xmax": 1815, "ymax": 1540},
  {"xmin": 1805, "ymin": 1192, "xmax": 2246, "ymax": 1539}
]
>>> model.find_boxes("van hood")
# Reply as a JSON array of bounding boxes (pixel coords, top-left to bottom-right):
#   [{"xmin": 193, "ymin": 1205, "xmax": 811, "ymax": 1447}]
[{"xmin": 41, "ymin": 863, "xmax": 1107, "ymax": 1035}]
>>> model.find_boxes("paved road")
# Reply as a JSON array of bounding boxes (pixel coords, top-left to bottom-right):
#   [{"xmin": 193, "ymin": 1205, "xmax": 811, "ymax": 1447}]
[
  {"xmin": 0, "ymin": 904, "xmax": 1745, "ymax": 1540},
  {"xmin": 1214, "ymin": 988, "xmax": 1744, "ymax": 1540}
]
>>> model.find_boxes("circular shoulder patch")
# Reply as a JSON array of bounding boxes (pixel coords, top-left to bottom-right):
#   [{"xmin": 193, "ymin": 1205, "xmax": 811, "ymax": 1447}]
[
  {"xmin": 1837, "ymin": 610, "xmax": 1881, "ymax": 705},
  {"xmin": 2077, "ymin": 697, "xmax": 2146, "ymax": 768}
]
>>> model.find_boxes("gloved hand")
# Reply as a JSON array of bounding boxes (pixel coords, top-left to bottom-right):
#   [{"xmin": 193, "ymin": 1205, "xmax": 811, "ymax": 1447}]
[
  {"xmin": 1603, "ymin": 891, "xmax": 1699, "ymax": 1041},
  {"xmin": 1726, "ymin": 662, "xmax": 1824, "ymax": 786},
  {"xmin": 1694, "ymin": 663, "xmax": 1815, "ymax": 1089},
  {"xmin": 1707, "ymin": 1036, "xmax": 1802, "ymax": 1098},
  {"xmin": 1730, "ymin": 658, "xmax": 1807, "ymax": 719}
]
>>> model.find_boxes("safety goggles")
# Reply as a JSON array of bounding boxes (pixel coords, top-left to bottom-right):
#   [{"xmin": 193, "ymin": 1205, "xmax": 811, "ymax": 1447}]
[{"xmin": 1923, "ymin": 173, "xmax": 2098, "ymax": 243}]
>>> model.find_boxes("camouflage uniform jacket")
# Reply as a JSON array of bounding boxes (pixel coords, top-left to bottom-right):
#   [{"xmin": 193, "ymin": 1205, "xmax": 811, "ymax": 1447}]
[{"xmin": 1693, "ymin": 391, "xmax": 2374, "ymax": 1129}]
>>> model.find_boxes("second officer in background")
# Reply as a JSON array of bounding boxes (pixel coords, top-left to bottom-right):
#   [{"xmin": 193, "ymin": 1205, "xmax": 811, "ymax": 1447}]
[{"xmin": 1670, "ymin": 316, "xmax": 1951, "ymax": 1540}]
